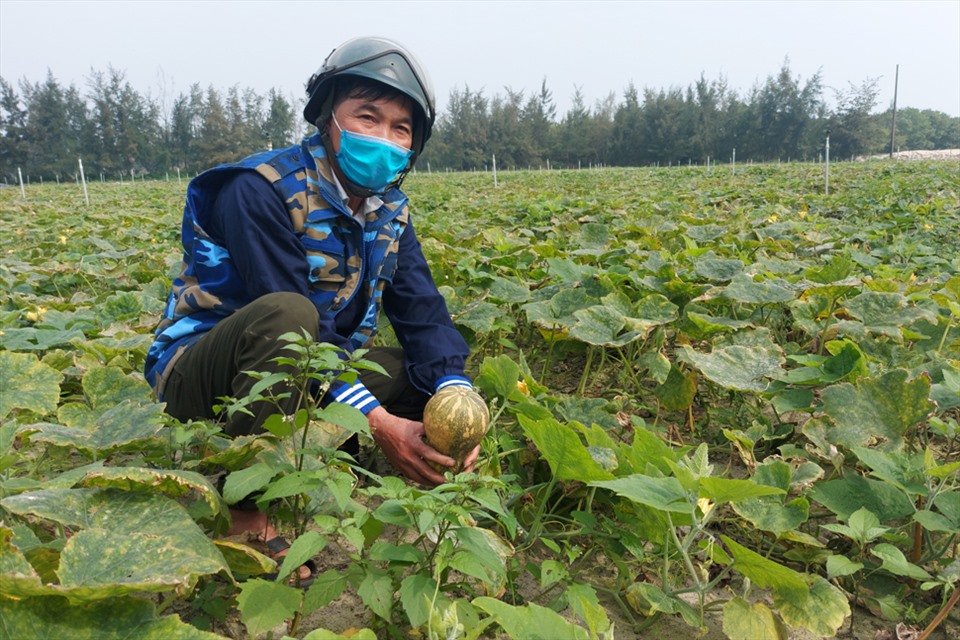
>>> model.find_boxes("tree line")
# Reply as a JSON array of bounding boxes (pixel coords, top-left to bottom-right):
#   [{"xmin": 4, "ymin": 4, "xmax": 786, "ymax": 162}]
[{"xmin": 1, "ymin": 62, "xmax": 957, "ymax": 183}]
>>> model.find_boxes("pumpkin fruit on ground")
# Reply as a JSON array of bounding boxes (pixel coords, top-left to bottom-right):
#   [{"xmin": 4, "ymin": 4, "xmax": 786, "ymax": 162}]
[{"xmin": 423, "ymin": 386, "xmax": 490, "ymax": 472}]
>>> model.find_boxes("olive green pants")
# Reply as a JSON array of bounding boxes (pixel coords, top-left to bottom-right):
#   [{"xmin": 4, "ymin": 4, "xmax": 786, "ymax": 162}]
[{"xmin": 162, "ymin": 292, "xmax": 429, "ymax": 438}]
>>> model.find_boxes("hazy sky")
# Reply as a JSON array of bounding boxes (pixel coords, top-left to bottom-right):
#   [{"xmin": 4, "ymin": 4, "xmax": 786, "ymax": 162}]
[{"xmin": 2, "ymin": 0, "xmax": 958, "ymax": 119}]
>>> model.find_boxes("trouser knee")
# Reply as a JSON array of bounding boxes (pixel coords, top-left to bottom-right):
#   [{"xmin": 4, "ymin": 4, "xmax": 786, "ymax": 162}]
[{"xmin": 239, "ymin": 293, "xmax": 320, "ymax": 348}]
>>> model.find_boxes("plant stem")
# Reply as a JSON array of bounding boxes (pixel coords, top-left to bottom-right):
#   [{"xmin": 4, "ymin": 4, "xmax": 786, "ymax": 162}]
[
  {"xmin": 935, "ymin": 317, "xmax": 954, "ymax": 356},
  {"xmin": 577, "ymin": 347, "xmax": 595, "ymax": 396},
  {"xmin": 818, "ymin": 296, "xmax": 840, "ymax": 356},
  {"xmin": 522, "ymin": 475, "xmax": 558, "ymax": 546},
  {"xmin": 917, "ymin": 580, "xmax": 960, "ymax": 640}
]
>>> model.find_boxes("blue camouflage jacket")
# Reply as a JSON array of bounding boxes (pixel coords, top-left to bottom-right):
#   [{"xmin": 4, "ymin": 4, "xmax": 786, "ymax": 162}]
[{"xmin": 145, "ymin": 133, "xmax": 470, "ymax": 414}]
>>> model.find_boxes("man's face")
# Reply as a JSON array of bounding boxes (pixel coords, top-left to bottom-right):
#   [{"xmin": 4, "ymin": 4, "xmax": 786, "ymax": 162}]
[{"xmin": 328, "ymin": 93, "xmax": 415, "ymax": 153}]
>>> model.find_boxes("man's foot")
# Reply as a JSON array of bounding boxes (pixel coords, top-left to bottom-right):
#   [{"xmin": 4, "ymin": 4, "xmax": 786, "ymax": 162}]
[{"xmin": 227, "ymin": 508, "xmax": 314, "ymax": 583}]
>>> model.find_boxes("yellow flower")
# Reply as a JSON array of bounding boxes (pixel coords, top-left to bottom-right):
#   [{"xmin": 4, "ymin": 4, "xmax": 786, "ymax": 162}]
[
  {"xmin": 798, "ymin": 210, "xmax": 807, "ymax": 218},
  {"xmin": 697, "ymin": 497, "xmax": 715, "ymax": 518},
  {"xmin": 58, "ymin": 235, "xmax": 67, "ymax": 245},
  {"xmin": 25, "ymin": 306, "xmax": 47, "ymax": 322},
  {"xmin": 767, "ymin": 214, "xmax": 778, "ymax": 223},
  {"xmin": 516, "ymin": 379, "xmax": 529, "ymax": 396}
]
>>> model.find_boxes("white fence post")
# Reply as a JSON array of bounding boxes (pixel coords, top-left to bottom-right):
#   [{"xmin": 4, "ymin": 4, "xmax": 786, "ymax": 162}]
[
  {"xmin": 825, "ymin": 133, "xmax": 831, "ymax": 195},
  {"xmin": 78, "ymin": 158, "xmax": 90, "ymax": 206}
]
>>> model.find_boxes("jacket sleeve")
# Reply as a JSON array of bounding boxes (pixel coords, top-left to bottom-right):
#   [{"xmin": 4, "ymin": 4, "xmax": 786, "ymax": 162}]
[
  {"xmin": 382, "ymin": 219, "xmax": 472, "ymax": 394},
  {"xmin": 206, "ymin": 171, "xmax": 354, "ymax": 356}
]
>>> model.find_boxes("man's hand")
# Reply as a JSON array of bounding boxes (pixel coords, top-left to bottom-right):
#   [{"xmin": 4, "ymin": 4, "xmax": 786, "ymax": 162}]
[{"xmin": 368, "ymin": 406, "xmax": 474, "ymax": 486}]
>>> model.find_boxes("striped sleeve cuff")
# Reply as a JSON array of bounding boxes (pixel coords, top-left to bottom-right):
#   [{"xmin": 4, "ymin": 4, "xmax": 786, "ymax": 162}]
[
  {"xmin": 434, "ymin": 376, "xmax": 473, "ymax": 393},
  {"xmin": 331, "ymin": 380, "xmax": 382, "ymax": 415}
]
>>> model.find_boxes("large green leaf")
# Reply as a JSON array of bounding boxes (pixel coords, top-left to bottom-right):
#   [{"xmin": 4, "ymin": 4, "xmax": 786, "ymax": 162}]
[
  {"xmin": 69, "ymin": 366, "xmax": 151, "ymax": 415},
  {"xmin": 457, "ymin": 300, "xmax": 502, "ymax": 334},
  {"xmin": 625, "ymin": 582, "xmax": 701, "ymax": 627},
  {"xmin": 564, "ymin": 582, "xmax": 613, "ymax": 639},
  {"xmin": 315, "ymin": 398, "xmax": 369, "ymax": 434},
  {"xmin": 851, "ymin": 446, "xmax": 927, "ymax": 495},
  {"xmin": 684, "ymin": 310, "xmax": 753, "ymax": 339},
  {"xmin": 519, "ymin": 415, "xmax": 614, "ymax": 482},
  {"xmin": 474, "ymin": 354, "xmax": 525, "ymax": 403},
  {"xmin": 275, "ymin": 530, "xmax": 327, "ymax": 583},
  {"xmin": 678, "ymin": 343, "xmax": 784, "ymax": 392},
  {"xmin": 236, "ymin": 578, "xmax": 302, "ymax": 637},
  {"xmin": 841, "ymin": 291, "xmax": 935, "ymax": 340},
  {"xmin": 570, "ymin": 304, "xmax": 646, "ymax": 347},
  {"xmin": 774, "ymin": 575, "xmax": 850, "ymax": 637},
  {"xmin": 452, "ymin": 525, "xmax": 514, "ymax": 588},
  {"xmin": 1, "ymin": 489, "xmax": 227, "ymax": 600},
  {"xmin": 357, "ymin": 567, "xmax": 394, "ymax": 620},
  {"xmin": 721, "ymin": 536, "xmax": 808, "ymax": 603},
  {"xmin": 821, "ymin": 507, "xmax": 888, "ymax": 546},
  {"xmin": 488, "ymin": 276, "xmax": 532, "ymax": 304},
  {"xmin": 56, "ymin": 367, "xmax": 152, "ymax": 430},
  {"xmin": 870, "ymin": 543, "xmax": 933, "ymax": 580},
  {"xmin": 0, "ymin": 327, "xmax": 71, "ymax": 351},
  {"xmin": 0, "ymin": 351, "xmax": 63, "ymax": 420},
  {"xmin": 2, "ymin": 487, "xmax": 219, "ymax": 541},
  {"xmin": 473, "ymin": 597, "xmax": 590, "ymax": 640},
  {"xmin": 731, "ymin": 460, "xmax": 810, "ymax": 535},
  {"xmin": 19, "ymin": 400, "xmax": 165, "ymax": 455},
  {"xmin": 0, "ymin": 596, "xmax": 225, "ymax": 640},
  {"xmin": 653, "ymin": 364, "xmax": 697, "ymax": 411},
  {"xmin": 399, "ymin": 573, "xmax": 438, "ymax": 628},
  {"xmin": 214, "ymin": 539, "xmax": 275, "ymax": 577},
  {"xmin": 196, "ymin": 434, "xmax": 265, "ymax": 473},
  {"xmin": 695, "ymin": 257, "xmax": 745, "ymax": 282},
  {"xmin": 623, "ymin": 424, "xmax": 680, "ymax": 475},
  {"xmin": 56, "ymin": 527, "xmax": 226, "ymax": 595},
  {"xmin": 0, "ymin": 525, "xmax": 39, "ymax": 579},
  {"xmin": 820, "ymin": 369, "xmax": 933, "ymax": 451},
  {"xmin": 303, "ymin": 569, "xmax": 349, "ymax": 614},
  {"xmin": 699, "ymin": 477, "xmax": 785, "ymax": 504},
  {"xmin": 522, "ymin": 287, "xmax": 597, "ymax": 332},
  {"xmin": 590, "ymin": 475, "xmax": 689, "ymax": 513},
  {"xmin": 222, "ymin": 462, "xmax": 278, "ymax": 505},
  {"xmin": 631, "ymin": 293, "xmax": 680, "ymax": 325},
  {"xmin": 804, "ymin": 256, "xmax": 854, "ymax": 285},
  {"xmin": 809, "ymin": 475, "xmax": 915, "ymax": 521},
  {"xmin": 724, "ymin": 274, "xmax": 796, "ymax": 304},
  {"xmin": 76, "ymin": 467, "xmax": 224, "ymax": 518},
  {"xmin": 733, "ymin": 497, "xmax": 809, "ymax": 537}
]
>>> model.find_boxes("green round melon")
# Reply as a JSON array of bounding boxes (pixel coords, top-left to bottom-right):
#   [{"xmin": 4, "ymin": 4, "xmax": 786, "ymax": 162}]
[{"xmin": 423, "ymin": 386, "xmax": 490, "ymax": 471}]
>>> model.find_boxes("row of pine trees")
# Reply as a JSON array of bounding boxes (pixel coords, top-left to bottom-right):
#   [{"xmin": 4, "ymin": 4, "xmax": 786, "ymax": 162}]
[{"xmin": 1, "ymin": 62, "xmax": 957, "ymax": 183}]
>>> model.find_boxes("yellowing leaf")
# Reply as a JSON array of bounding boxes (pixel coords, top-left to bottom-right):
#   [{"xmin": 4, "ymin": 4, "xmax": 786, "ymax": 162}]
[
  {"xmin": 722, "ymin": 597, "xmax": 788, "ymax": 640},
  {"xmin": 0, "ymin": 351, "xmax": 63, "ymax": 420}
]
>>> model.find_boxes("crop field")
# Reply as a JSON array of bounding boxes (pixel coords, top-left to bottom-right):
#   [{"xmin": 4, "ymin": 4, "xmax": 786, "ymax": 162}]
[{"xmin": 0, "ymin": 159, "xmax": 958, "ymax": 639}]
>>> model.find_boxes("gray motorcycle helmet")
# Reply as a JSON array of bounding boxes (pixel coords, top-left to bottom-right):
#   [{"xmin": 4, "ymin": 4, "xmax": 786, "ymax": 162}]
[{"xmin": 304, "ymin": 37, "xmax": 436, "ymax": 179}]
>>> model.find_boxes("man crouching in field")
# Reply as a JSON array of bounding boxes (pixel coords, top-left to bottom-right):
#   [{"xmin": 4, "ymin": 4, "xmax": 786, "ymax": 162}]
[{"xmin": 144, "ymin": 37, "xmax": 479, "ymax": 586}]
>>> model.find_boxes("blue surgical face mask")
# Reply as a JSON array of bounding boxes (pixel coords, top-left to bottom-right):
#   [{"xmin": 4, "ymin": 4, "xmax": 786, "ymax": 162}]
[{"xmin": 332, "ymin": 114, "xmax": 414, "ymax": 194}]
